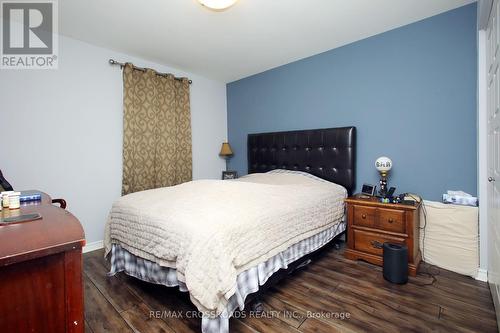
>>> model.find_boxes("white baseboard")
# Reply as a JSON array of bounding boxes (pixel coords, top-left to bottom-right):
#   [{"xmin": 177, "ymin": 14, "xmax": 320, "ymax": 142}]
[
  {"xmin": 83, "ymin": 240, "xmax": 104, "ymax": 253},
  {"xmin": 476, "ymin": 268, "xmax": 488, "ymax": 282}
]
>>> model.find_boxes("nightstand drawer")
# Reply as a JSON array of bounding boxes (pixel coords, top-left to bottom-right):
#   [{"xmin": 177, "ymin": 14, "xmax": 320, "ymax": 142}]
[
  {"xmin": 378, "ymin": 208, "xmax": 405, "ymax": 234},
  {"xmin": 352, "ymin": 205, "xmax": 377, "ymax": 228},
  {"xmin": 353, "ymin": 229, "xmax": 405, "ymax": 256}
]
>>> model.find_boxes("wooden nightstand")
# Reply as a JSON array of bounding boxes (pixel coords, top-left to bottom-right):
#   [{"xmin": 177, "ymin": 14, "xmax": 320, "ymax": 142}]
[{"xmin": 344, "ymin": 195, "xmax": 421, "ymax": 276}]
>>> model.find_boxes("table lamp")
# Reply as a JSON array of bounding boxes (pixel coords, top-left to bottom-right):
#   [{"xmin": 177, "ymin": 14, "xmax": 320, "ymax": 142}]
[
  {"xmin": 219, "ymin": 142, "xmax": 234, "ymax": 171},
  {"xmin": 375, "ymin": 156, "xmax": 392, "ymax": 197}
]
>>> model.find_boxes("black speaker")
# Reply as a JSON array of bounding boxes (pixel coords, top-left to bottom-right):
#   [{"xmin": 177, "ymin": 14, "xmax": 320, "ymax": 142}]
[{"xmin": 383, "ymin": 242, "xmax": 408, "ymax": 284}]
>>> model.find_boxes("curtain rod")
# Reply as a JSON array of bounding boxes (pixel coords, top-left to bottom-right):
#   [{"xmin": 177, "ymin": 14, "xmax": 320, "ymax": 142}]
[{"xmin": 109, "ymin": 59, "xmax": 193, "ymax": 84}]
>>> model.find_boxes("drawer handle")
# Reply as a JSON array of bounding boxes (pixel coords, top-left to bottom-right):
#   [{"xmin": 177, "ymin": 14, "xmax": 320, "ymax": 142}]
[
  {"xmin": 370, "ymin": 240, "xmax": 383, "ymax": 249},
  {"xmin": 388, "ymin": 218, "xmax": 394, "ymax": 223},
  {"xmin": 362, "ymin": 214, "xmax": 367, "ymax": 219}
]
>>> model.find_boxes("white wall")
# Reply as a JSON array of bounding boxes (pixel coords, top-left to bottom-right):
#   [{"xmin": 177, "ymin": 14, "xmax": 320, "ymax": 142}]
[{"xmin": 0, "ymin": 35, "xmax": 227, "ymax": 244}]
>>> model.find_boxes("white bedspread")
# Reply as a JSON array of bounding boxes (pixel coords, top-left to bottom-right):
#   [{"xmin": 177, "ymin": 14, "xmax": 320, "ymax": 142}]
[{"xmin": 104, "ymin": 171, "xmax": 346, "ymax": 316}]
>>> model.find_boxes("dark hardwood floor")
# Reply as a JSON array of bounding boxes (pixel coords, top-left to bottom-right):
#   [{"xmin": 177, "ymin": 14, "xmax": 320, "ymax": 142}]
[{"xmin": 83, "ymin": 245, "xmax": 498, "ymax": 333}]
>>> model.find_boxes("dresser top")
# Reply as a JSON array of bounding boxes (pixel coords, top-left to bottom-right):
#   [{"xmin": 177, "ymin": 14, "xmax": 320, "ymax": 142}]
[
  {"xmin": 0, "ymin": 191, "xmax": 85, "ymax": 266},
  {"xmin": 345, "ymin": 195, "xmax": 421, "ymax": 211}
]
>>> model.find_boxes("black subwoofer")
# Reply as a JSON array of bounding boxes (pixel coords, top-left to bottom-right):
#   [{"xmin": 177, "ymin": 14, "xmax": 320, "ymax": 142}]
[{"xmin": 383, "ymin": 242, "xmax": 408, "ymax": 284}]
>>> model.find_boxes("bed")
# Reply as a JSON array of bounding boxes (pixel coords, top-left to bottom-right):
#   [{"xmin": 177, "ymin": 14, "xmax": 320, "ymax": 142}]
[{"xmin": 105, "ymin": 126, "xmax": 356, "ymax": 333}]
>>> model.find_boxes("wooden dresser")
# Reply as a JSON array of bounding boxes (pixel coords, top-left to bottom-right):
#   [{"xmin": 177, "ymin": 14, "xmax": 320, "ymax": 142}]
[
  {"xmin": 0, "ymin": 191, "xmax": 85, "ymax": 333},
  {"xmin": 344, "ymin": 196, "xmax": 421, "ymax": 276}
]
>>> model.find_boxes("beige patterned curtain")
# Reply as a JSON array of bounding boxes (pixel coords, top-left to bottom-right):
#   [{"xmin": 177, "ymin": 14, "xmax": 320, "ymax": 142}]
[{"xmin": 122, "ymin": 63, "xmax": 192, "ymax": 195}]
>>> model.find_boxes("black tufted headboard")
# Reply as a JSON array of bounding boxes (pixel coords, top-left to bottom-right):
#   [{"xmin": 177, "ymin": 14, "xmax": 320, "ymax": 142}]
[{"xmin": 247, "ymin": 127, "xmax": 356, "ymax": 194}]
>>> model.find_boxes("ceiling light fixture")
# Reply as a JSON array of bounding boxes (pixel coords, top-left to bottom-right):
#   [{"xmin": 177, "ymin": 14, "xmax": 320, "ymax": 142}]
[{"xmin": 198, "ymin": 0, "xmax": 238, "ymax": 11}]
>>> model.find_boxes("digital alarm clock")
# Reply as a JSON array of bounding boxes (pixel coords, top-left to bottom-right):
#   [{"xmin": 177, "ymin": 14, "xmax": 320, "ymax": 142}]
[{"xmin": 361, "ymin": 183, "xmax": 376, "ymax": 196}]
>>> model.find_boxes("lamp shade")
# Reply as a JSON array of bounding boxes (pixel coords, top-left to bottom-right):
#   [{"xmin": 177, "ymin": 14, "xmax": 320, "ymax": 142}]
[
  {"xmin": 375, "ymin": 156, "xmax": 392, "ymax": 172},
  {"xmin": 219, "ymin": 142, "xmax": 234, "ymax": 157}
]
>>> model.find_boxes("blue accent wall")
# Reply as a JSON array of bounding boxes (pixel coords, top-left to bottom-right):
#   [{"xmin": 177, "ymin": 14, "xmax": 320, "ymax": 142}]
[{"xmin": 226, "ymin": 4, "xmax": 477, "ymax": 201}]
